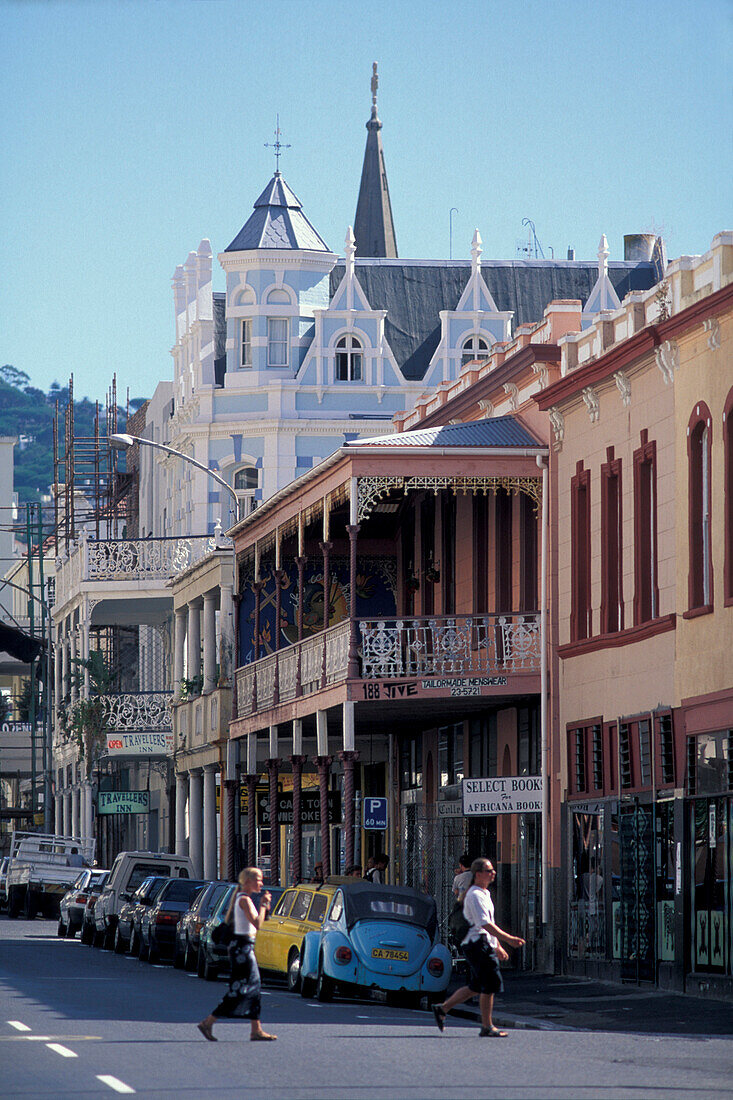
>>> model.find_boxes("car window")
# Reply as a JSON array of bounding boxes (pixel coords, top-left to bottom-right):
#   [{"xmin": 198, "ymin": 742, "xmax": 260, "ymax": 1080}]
[
  {"xmin": 203, "ymin": 884, "xmax": 229, "ymax": 915},
  {"xmin": 371, "ymin": 900, "xmax": 415, "ymax": 917},
  {"xmin": 162, "ymin": 879, "xmax": 207, "ymax": 904},
  {"xmin": 127, "ymin": 864, "xmax": 169, "ymax": 892},
  {"xmin": 329, "ymin": 892, "xmax": 344, "ymax": 922},
  {"xmin": 177, "ymin": 868, "xmax": 190, "ymax": 878},
  {"xmin": 272, "ymin": 890, "xmax": 295, "ymax": 918},
  {"xmin": 307, "ymin": 893, "xmax": 329, "ymax": 924},
  {"xmin": 290, "ymin": 891, "xmax": 313, "ymax": 921}
]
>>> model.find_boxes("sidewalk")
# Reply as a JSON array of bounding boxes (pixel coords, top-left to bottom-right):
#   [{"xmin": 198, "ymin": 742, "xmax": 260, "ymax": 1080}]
[{"xmin": 441, "ymin": 971, "xmax": 733, "ymax": 1037}]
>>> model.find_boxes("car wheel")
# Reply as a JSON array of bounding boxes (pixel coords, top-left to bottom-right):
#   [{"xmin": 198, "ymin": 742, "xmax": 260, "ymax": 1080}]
[
  {"xmin": 184, "ymin": 941, "xmax": 196, "ymax": 971},
  {"xmin": 316, "ymin": 958, "xmax": 334, "ymax": 1003},
  {"xmin": 92, "ymin": 927, "xmax": 103, "ymax": 948},
  {"xmin": 197, "ymin": 948, "xmax": 206, "ymax": 979},
  {"xmin": 203, "ymin": 953, "xmax": 218, "ymax": 981},
  {"xmin": 103, "ymin": 925, "xmax": 115, "ymax": 951},
  {"xmin": 148, "ymin": 940, "xmax": 160, "ymax": 965},
  {"xmin": 65, "ymin": 921, "xmax": 76, "ymax": 939},
  {"xmin": 80, "ymin": 921, "xmax": 93, "ymax": 946},
  {"xmin": 57, "ymin": 918, "xmax": 66, "ymax": 938},
  {"xmin": 173, "ymin": 940, "xmax": 184, "ymax": 969},
  {"xmin": 23, "ymin": 892, "xmax": 37, "ymax": 921},
  {"xmin": 138, "ymin": 935, "xmax": 149, "ymax": 962},
  {"xmin": 287, "ymin": 949, "xmax": 301, "ymax": 994},
  {"xmin": 114, "ymin": 926, "xmax": 126, "ymax": 954},
  {"xmin": 7, "ymin": 890, "xmax": 20, "ymax": 919}
]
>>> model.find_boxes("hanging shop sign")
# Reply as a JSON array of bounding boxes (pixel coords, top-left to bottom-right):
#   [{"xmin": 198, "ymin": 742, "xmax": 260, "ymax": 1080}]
[
  {"xmin": 355, "ymin": 676, "xmax": 513, "ymax": 703},
  {"xmin": 257, "ymin": 790, "xmax": 342, "ymax": 827},
  {"xmin": 105, "ymin": 732, "xmax": 174, "ymax": 756},
  {"xmin": 462, "ymin": 775, "xmax": 544, "ymax": 816},
  {"xmin": 98, "ymin": 791, "xmax": 150, "ymax": 815},
  {"xmin": 437, "ymin": 799, "xmax": 463, "ymax": 818}
]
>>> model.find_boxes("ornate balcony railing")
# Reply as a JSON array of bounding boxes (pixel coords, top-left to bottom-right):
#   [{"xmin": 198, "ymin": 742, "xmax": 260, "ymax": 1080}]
[
  {"xmin": 100, "ymin": 691, "xmax": 173, "ymax": 732},
  {"xmin": 359, "ymin": 613, "xmax": 540, "ymax": 678},
  {"xmin": 233, "ymin": 613, "xmax": 540, "ymax": 719}
]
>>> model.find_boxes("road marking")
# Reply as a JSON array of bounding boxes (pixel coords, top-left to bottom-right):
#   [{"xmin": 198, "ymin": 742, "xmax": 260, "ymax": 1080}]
[
  {"xmin": 97, "ymin": 1075, "xmax": 136, "ymax": 1094},
  {"xmin": 7, "ymin": 1021, "xmax": 30, "ymax": 1031},
  {"xmin": 46, "ymin": 1042, "xmax": 78, "ymax": 1058}
]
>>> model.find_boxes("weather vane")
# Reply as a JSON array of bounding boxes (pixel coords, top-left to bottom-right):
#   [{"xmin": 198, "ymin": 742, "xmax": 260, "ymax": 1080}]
[{"xmin": 264, "ymin": 115, "xmax": 291, "ymax": 173}]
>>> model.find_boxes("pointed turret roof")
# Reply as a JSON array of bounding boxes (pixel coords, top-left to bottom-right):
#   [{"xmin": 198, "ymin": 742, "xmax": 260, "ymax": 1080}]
[
  {"xmin": 354, "ymin": 63, "xmax": 398, "ymax": 258},
  {"xmin": 225, "ymin": 172, "xmax": 331, "ymax": 253}
]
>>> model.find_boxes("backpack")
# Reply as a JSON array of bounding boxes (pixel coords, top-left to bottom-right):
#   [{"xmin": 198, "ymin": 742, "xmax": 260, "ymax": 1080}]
[{"xmin": 448, "ymin": 900, "xmax": 470, "ymax": 945}]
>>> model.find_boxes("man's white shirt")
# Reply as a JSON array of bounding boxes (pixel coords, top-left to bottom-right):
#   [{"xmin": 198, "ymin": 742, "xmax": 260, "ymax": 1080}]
[{"xmin": 462, "ymin": 884, "xmax": 499, "ymax": 947}]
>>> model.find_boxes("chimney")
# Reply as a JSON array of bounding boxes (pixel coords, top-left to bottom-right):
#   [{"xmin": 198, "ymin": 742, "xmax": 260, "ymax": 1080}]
[
  {"xmin": 624, "ymin": 234, "xmax": 656, "ymax": 262},
  {"xmin": 567, "ymin": 247, "xmax": 575, "ymax": 260}
]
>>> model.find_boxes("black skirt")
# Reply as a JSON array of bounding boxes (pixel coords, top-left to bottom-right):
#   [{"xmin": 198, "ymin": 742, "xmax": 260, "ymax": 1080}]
[{"xmin": 211, "ymin": 935, "xmax": 261, "ymax": 1020}]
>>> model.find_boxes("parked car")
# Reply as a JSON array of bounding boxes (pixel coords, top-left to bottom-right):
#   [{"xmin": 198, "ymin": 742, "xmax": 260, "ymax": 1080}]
[
  {"xmin": 58, "ymin": 868, "xmax": 109, "ymax": 938},
  {"xmin": 0, "ymin": 857, "xmax": 9, "ymax": 911},
  {"xmin": 79, "ymin": 872, "xmax": 110, "ymax": 944},
  {"xmin": 140, "ymin": 877, "xmax": 207, "ymax": 964},
  {"xmin": 174, "ymin": 880, "xmax": 230, "ymax": 970},
  {"xmin": 255, "ymin": 883, "xmax": 330, "ymax": 990},
  {"xmin": 93, "ymin": 850, "xmax": 195, "ymax": 949},
  {"xmin": 114, "ymin": 875, "xmax": 169, "ymax": 955},
  {"xmin": 6, "ymin": 832, "xmax": 95, "ymax": 919},
  {"xmin": 197, "ymin": 885, "xmax": 284, "ymax": 981},
  {"xmin": 297, "ymin": 882, "xmax": 451, "ymax": 1005}
]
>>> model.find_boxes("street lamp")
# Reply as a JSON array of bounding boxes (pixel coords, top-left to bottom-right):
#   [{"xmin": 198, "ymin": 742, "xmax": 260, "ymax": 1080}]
[{"xmin": 109, "ymin": 434, "xmax": 241, "ymax": 524}]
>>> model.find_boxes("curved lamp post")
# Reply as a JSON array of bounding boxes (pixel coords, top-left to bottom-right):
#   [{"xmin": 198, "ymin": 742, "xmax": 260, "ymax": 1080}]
[{"xmin": 109, "ymin": 434, "xmax": 241, "ymax": 524}]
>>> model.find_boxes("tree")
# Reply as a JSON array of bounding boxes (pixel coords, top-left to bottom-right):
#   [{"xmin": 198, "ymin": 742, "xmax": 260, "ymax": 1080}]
[{"xmin": 60, "ymin": 650, "xmax": 112, "ymax": 779}]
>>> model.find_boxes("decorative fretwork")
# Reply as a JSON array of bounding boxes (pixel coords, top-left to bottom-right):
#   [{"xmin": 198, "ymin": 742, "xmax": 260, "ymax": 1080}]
[
  {"xmin": 87, "ymin": 536, "xmax": 218, "ymax": 581},
  {"xmin": 100, "ymin": 691, "xmax": 173, "ymax": 732},
  {"xmin": 357, "ymin": 475, "xmax": 542, "ymax": 521}
]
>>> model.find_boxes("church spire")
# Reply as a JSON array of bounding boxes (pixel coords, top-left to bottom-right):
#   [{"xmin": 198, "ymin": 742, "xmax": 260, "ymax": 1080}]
[{"xmin": 353, "ymin": 63, "xmax": 398, "ymax": 258}]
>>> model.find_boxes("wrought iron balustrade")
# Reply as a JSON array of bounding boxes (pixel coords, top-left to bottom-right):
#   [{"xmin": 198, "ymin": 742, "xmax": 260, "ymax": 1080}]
[{"xmin": 100, "ymin": 691, "xmax": 173, "ymax": 732}]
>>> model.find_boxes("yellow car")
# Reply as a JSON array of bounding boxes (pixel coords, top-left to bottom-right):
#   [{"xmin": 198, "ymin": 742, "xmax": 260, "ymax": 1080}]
[{"xmin": 255, "ymin": 881, "xmax": 336, "ymax": 990}]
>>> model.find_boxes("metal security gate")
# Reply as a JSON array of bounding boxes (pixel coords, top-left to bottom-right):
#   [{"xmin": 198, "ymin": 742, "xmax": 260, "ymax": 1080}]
[
  {"xmin": 400, "ymin": 803, "xmax": 466, "ymax": 944},
  {"xmin": 619, "ymin": 802, "xmax": 656, "ymax": 982}
]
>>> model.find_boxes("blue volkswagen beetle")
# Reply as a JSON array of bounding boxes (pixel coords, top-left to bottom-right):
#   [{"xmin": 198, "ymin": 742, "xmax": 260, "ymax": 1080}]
[{"xmin": 299, "ymin": 881, "xmax": 451, "ymax": 1004}]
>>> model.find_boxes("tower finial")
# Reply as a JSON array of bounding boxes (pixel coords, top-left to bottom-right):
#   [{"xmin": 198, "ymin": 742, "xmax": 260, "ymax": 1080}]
[
  {"xmin": 371, "ymin": 62, "xmax": 379, "ymax": 115},
  {"xmin": 264, "ymin": 114, "xmax": 291, "ymax": 175}
]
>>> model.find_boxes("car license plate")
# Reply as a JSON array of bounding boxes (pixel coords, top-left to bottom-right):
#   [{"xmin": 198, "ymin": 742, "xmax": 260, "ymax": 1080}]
[{"xmin": 372, "ymin": 948, "xmax": 409, "ymax": 961}]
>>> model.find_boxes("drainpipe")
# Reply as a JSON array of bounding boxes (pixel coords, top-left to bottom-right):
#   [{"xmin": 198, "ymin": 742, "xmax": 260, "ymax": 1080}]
[{"xmin": 537, "ymin": 455, "xmax": 549, "ymax": 927}]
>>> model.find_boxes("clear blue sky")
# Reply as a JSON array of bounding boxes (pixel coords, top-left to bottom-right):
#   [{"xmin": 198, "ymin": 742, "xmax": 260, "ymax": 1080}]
[{"xmin": 2, "ymin": 0, "xmax": 731, "ymax": 404}]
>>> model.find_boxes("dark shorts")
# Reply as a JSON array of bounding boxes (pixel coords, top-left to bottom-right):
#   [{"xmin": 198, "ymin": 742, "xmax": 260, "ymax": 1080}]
[{"xmin": 462, "ymin": 938, "xmax": 504, "ymax": 996}]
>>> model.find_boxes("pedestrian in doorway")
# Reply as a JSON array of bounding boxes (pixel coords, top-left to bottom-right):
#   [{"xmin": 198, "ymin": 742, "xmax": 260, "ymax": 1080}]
[
  {"xmin": 448, "ymin": 853, "xmax": 473, "ymax": 951},
  {"xmin": 365, "ymin": 853, "xmax": 389, "ymax": 884},
  {"xmin": 197, "ymin": 868, "xmax": 276, "ymax": 1042},
  {"xmin": 452, "ymin": 853, "xmax": 473, "ymax": 901},
  {"xmin": 432, "ymin": 857, "xmax": 525, "ymax": 1038},
  {"xmin": 346, "ymin": 864, "xmax": 362, "ymax": 878},
  {"xmin": 311, "ymin": 862, "xmax": 324, "ymax": 884}
]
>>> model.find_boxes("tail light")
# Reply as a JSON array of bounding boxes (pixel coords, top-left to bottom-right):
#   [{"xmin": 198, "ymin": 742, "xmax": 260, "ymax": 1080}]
[
  {"xmin": 156, "ymin": 911, "xmax": 179, "ymax": 926},
  {"xmin": 427, "ymin": 957, "xmax": 444, "ymax": 976},
  {"xmin": 76, "ymin": 894, "xmax": 88, "ymax": 905},
  {"xmin": 335, "ymin": 946, "xmax": 352, "ymax": 964}
]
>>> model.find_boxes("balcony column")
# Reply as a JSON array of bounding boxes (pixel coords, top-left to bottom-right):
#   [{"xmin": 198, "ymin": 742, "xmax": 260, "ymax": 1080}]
[
  {"xmin": 339, "ymin": 701, "xmax": 359, "ymax": 871},
  {"xmin": 219, "ymin": 582, "xmax": 234, "ymax": 685},
  {"xmin": 188, "ymin": 769, "xmax": 204, "ymax": 877},
  {"xmin": 81, "ymin": 607, "xmax": 91, "ymax": 696},
  {"xmin": 202, "ymin": 593, "xmax": 217, "ymax": 694},
  {"xmin": 273, "ymin": 569, "xmax": 284, "ymax": 705},
  {"xmin": 63, "ymin": 787, "xmax": 71, "ymax": 837},
  {"xmin": 54, "ymin": 785, "xmax": 63, "ymax": 834},
  {"xmin": 294, "ymin": 556, "xmax": 306, "ymax": 698},
  {"xmin": 175, "ymin": 772, "xmax": 188, "ymax": 856},
  {"xmin": 71, "ymin": 784, "xmax": 80, "ymax": 838},
  {"xmin": 69, "ymin": 627, "xmax": 78, "ymax": 704},
  {"xmin": 173, "ymin": 609, "xmax": 186, "ymax": 701},
  {"xmin": 82, "ymin": 781, "xmax": 93, "ymax": 843},
  {"xmin": 315, "ymin": 709, "xmax": 332, "ymax": 877},
  {"xmin": 290, "ymin": 717, "xmax": 305, "ymax": 885},
  {"xmin": 223, "ymin": 738, "xmax": 239, "ymax": 882},
  {"xmin": 252, "ymin": 581, "xmax": 264, "ymax": 711},
  {"xmin": 319, "ymin": 541, "xmax": 332, "ymax": 688},
  {"xmin": 187, "ymin": 599, "xmax": 202, "ymax": 689},
  {"xmin": 54, "ymin": 627, "xmax": 62, "ymax": 726},
  {"xmin": 266, "ymin": 725, "xmax": 280, "ymax": 885},
  {"xmin": 245, "ymin": 732, "xmax": 258, "ymax": 867},
  {"xmin": 203, "ymin": 764, "xmax": 218, "ymax": 879},
  {"xmin": 61, "ymin": 629, "xmax": 69, "ymax": 703},
  {"xmin": 346, "ymin": 523, "xmax": 361, "ymax": 679}
]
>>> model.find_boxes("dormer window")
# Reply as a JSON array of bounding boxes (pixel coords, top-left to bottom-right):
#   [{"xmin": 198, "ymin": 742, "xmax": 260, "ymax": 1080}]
[
  {"xmin": 335, "ymin": 335, "xmax": 363, "ymax": 382},
  {"xmin": 267, "ymin": 319, "xmax": 288, "ymax": 367},
  {"xmin": 461, "ymin": 334, "xmax": 489, "ymax": 368},
  {"xmin": 241, "ymin": 320, "xmax": 252, "ymax": 368}
]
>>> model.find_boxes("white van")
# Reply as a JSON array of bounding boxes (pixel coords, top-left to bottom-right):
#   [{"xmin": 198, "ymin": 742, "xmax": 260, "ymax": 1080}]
[{"xmin": 92, "ymin": 850, "xmax": 195, "ymax": 948}]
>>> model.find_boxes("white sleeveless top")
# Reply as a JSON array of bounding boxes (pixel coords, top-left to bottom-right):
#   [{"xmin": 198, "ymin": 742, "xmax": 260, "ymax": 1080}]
[{"xmin": 233, "ymin": 893, "xmax": 257, "ymax": 938}]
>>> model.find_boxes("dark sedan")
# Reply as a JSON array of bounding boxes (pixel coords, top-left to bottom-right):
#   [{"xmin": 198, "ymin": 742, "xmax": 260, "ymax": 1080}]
[
  {"xmin": 197, "ymin": 885, "xmax": 284, "ymax": 981},
  {"xmin": 115, "ymin": 876, "xmax": 169, "ymax": 955},
  {"xmin": 143, "ymin": 878, "xmax": 207, "ymax": 964},
  {"xmin": 174, "ymin": 880, "xmax": 231, "ymax": 971}
]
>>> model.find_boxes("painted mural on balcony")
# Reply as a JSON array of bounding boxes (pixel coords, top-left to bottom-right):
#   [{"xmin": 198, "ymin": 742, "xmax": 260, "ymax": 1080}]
[{"xmin": 238, "ymin": 555, "xmax": 397, "ymax": 663}]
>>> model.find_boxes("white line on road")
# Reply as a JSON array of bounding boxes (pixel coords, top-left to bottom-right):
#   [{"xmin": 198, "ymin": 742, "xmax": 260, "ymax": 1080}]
[
  {"xmin": 46, "ymin": 1042, "xmax": 78, "ymax": 1058},
  {"xmin": 7, "ymin": 1021, "xmax": 30, "ymax": 1031},
  {"xmin": 97, "ymin": 1075, "xmax": 136, "ymax": 1094}
]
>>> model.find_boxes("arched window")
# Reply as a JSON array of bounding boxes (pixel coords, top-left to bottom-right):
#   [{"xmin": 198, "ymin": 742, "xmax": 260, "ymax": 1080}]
[
  {"xmin": 234, "ymin": 466, "xmax": 258, "ymax": 517},
  {"xmin": 687, "ymin": 402, "xmax": 713, "ymax": 613},
  {"xmin": 266, "ymin": 288, "xmax": 291, "ymax": 304},
  {"xmin": 461, "ymin": 334, "xmax": 489, "ymax": 368},
  {"xmin": 335, "ymin": 335, "xmax": 363, "ymax": 382}
]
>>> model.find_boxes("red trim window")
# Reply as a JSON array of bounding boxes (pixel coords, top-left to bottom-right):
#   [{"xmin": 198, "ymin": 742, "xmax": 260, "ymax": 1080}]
[
  {"xmin": 600, "ymin": 446, "xmax": 623, "ymax": 633},
  {"xmin": 724, "ymin": 387, "xmax": 733, "ymax": 605},
  {"xmin": 687, "ymin": 402, "xmax": 714, "ymax": 614},
  {"xmin": 570, "ymin": 460, "xmax": 592, "ymax": 641},
  {"xmin": 633, "ymin": 430, "xmax": 659, "ymax": 625},
  {"xmin": 567, "ymin": 721, "xmax": 604, "ymax": 795},
  {"xmin": 655, "ymin": 711, "xmax": 676, "ymax": 788}
]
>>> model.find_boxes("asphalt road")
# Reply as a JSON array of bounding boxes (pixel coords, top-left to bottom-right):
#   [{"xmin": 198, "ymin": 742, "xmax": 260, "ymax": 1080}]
[{"xmin": 0, "ymin": 916, "xmax": 732, "ymax": 1100}]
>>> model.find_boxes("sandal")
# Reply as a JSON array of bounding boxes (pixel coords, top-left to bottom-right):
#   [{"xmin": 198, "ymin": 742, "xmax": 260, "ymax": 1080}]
[
  {"xmin": 432, "ymin": 1005, "xmax": 447, "ymax": 1032},
  {"xmin": 251, "ymin": 1032, "xmax": 277, "ymax": 1041},
  {"xmin": 197, "ymin": 1022, "xmax": 217, "ymax": 1042},
  {"xmin": 479, "ymin": 1026, "xmax": 508, "ymax": 1037}
]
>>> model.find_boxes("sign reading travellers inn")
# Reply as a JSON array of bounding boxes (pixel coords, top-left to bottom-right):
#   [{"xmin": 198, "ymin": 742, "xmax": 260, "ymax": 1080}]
[
  {"xmin": 98, "ymin": 791, "xmax": 150, "ymax": 815},
  {"xmin": 105, "ymin": 732, "xmax": 174, "ymax": 756},
  {"xmin": 257, "ymin": 791, "xmax": 341, "ymax": 827},
  {"xmin": 462, "ymin": 776, "xmax": 544, "ymax": 816}
]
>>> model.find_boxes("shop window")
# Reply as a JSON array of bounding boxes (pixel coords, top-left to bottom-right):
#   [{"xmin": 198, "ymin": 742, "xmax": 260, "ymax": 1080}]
[
  {"xmin": 657, "ymin": 713, "xmax": 675, "ymax": 786},
  {"xmin": 638, "ymin": 719, "xmax": 652, "ymax": 786},
  {"xmin": 438, "ymin": 724, "xmax": 464, "ymax": 788},
  {"xmin": 633, "ymin": 430, "xmax": 659, "ymax": 625},
  {"xmin": 724, "ymin": 387, "xmax": 733, "ymax": 603},
  {"xmin": 469, "ymin": 714, "xmax": 496, "ymax": 777},
  {"xmin": 619, "ymin": 723, "xmax": 632, "ymax": 788},
  {"xmin": 570, "ymin": 461, "xmax": 591, "ymax": 641},
  {"xmin": 600, "ymin": 447, "xmax": 623, "ymax": 633},
  {"xmin": 573, "ymin": 729, "xmax": 587, "ymax": 793},
  {"xmin": 400, "ymin": 737, "xmax": 422, "ymax": 790},
  {"xmin": 687, "ymin": 403, "xmax": 714, "ymax": 612},
  {"xmin": 689, "ymin": 730, "xmax": 733, "ymax": 796},
  {"xmin": 691, "ymin": 797, "xmax": 728, "ymax": 972},
  {"xmin": 591, "ymin": 724, "xmax": 604, "ymax": 791},
  {"xmin": 568, "ymin": 811, "xmax": 605, "ymax": 959}
]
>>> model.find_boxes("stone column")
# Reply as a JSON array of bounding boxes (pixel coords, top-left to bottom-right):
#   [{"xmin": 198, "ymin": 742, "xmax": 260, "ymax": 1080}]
[
  {"xmin": 63, "ymin": 787, "xmax": 71, "ymax": 837},
  {"xmin": 54, "ymin": 629, "xmax": 62, "ymax": 727},
  {"xmin": 266, "ymin": 758, "xmax": 280, "ymax": 886},
  {"xmin": 290, "ymin": 754, "xmax": 306, "ymax": 885},
  {"xmin": 245, "ymin": 774, "xmax": 257, "ymax": 867},
  {"xmin": 71, "ymin": 785, "xmax": 80, "ymax": 838},
  {"xmin": 61, "ymin": 631, "xmax": 69, "ymax": 704},
  {"xmin": 54, "ymin": 785, "xmax": 63, "ymax": 834},
  {"xmin": 69, "ymin": 628, "xmax": 78, "ymax": 703},
  {"xmin": 340, "ymin": 700, "xmax": 358, "ymax": 870},
  {"xmin": 346, "ymin": 524, "xmax": 361, "ymax": 678},
  {"xmin": 187, "ymin": 600, "xmax": 202, "ymax": 688},
  {"xmin": 203, "ymin": 764, "xmax": 218, "ymax": 879},
  {"xmin": 175, "ymin": 772, "xmax": 188, "ymax": 856},
  {"xmin": 188, "ymin": 769, "xmax": 204, "ymax": 877},
  {"xmin": 173, "ymin": 609, "xmax": 186, "ymax": 700},
  {"xmin": 202, "ymin": 593, "xmax": 217, "ymax": 694},
  {"xmin": 82, "ymin": 782, "xmax": 93, "ymax": 843},
  {"xmin": 223, "ymin": 778, "xmax": 238, "ymax": 881},
  {"xmin": 315, "ymin": 755, "xmax": 332, "ymax": 879},
  {"xmin": 219, "ymin": 582, "xmax": 234, "ymax": 684}
]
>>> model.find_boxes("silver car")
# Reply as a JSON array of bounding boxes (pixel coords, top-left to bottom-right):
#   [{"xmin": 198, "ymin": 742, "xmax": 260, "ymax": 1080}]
[{"xmin": 58, "ymin": 868, "xmax": 109, "ymax": 938}]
